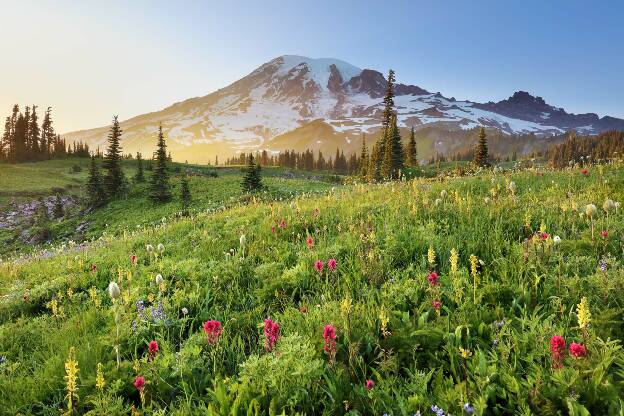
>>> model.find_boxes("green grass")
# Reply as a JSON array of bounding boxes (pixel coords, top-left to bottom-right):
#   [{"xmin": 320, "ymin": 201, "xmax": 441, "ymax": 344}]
[
  {"xmin": 0, "ymin": 159, "xmax": 340, "ymax": 257},
  {"xmin": 0, "ymin": 163, "xmax": 623, "ymax": 415},
  {"xmin": 0, "ymin": 159, "xmax": 91, "ymax": 205}
]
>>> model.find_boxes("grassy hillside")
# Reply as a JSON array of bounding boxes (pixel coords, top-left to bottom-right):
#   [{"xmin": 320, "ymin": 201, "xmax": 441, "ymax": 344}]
[
  {"xmin": 1, "ymin": 164, "xmax": 623, "ymax": 414},
  {"xmin": 0, "ymin": 159, "xmax": 340, "ymax": 257}
]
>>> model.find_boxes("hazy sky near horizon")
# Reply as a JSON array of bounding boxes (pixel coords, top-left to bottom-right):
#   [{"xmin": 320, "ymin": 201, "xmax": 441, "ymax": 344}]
[{"xmin": 1, "ymin": 0, "xmax": 622, "ymax": 133}]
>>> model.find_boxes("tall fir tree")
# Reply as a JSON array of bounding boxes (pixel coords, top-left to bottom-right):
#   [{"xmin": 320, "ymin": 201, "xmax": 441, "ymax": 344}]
[
  {"xmin": 86, "ymin": 155, "xmax": 105, "ymax": 207},
  {"xmin": 381, "ymin": 69, "xmax": 396, "ymax": 130},
  {"xmin": 23, "ymin": 106, "xmax": 31, "ymax": 159},
  {"xmin": 134, "ymin": 152, "xmax": 145, "ymax": 182},
  {"xmin": 9, "ymin": 104, "xmax": 19, "ymax": 161},
  {"xmin": 102, "ymin": 115, "xmax": 125, "ymax": 198},
  {"xmin": 40, "ymin": 107, "xmax": 54, "ymax": 159},
  {"xmin": 13, "ymin": 114, "xmax": 27, "ymax": 162},
  {"xmin": 367, "ymin": 140, "xmax": 383, "ymax": 182},
  {"xmin": 180, "ymin": 174, "xmax": 191, "ymax": 213},
  {"xmin": 474, "ymin": 127, "xmax": 490, "ymax": 168},
  {"xmin": 149, "ymin": 125, "xmax": 172, "ymax": 202},
  {"xmin": 405, "ymin": 126, "xmax": 418, "ymax": 166},
  {"xmin": 29, "ymin": 105, "xmax": 40, "ymax": 157},
  {"xmin": 359, "ymin": 134, "xmax": 368, "ymax": 177},
  {"xmin": 2, "ymin": 117, "xmax": 11, "ymax": 162},
  {"xmin": 241, "ymin": 153, "xmax": 262, "ymax": 192},
  {"xmin": 370, "ymin": 69, "xmax": 397, "ymax": 181},
  {"xmin": 380, "ymin": 115, "xmax": 404, "ymax": 180}
]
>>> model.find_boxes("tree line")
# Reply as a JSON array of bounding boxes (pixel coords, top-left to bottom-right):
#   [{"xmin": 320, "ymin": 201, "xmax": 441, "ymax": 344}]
[
  {"xmin": 547, "ymin": 130, "xmax": 624, "ymax": 168},
  {"xmin": 0, "ymin": 105, "xmax": 91, "ymax": 162},
  {"xmin": 224, "ymin": 69, "xmax": 493, "ymax": 179}
]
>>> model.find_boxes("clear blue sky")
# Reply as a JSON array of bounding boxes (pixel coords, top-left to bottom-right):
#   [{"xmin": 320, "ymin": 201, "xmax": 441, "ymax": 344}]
[{"xmin": 1, "ymin": 0, "xmax": 622, "ymax": 133}]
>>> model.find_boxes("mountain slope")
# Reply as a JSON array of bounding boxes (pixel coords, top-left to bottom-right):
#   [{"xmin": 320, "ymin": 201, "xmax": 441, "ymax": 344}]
[{"xmin": 63, "ymin": 55, "xmax": 624, "ymax": 162}]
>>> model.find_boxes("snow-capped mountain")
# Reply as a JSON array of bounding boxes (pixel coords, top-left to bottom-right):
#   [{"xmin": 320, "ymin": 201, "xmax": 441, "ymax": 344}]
[{"xmin": 63, "ymin": 55, "xmax": 624, "ymax": 162}]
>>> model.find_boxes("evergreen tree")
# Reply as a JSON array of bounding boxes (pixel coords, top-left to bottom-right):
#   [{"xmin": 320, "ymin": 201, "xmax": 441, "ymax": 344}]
[
  {"xmin": 381, "ymin": 69, "xmax": 396, "ymax": 130},
  {"xmin": 102, "ymin": 116, "xmax": 125, "ymax": 198},
  {"xmin": 370, "ymin": 69, "xmax": 397, "ymax": 181},
  {"xmin": 40, "ymin": 107, "xmax": 54, "ymax": 159},
  {"xmin": 134, "ymin": 152, "xmax": 145, "ymax": 182},
  {"xmin": 405, "ymin": 126, "xmax": 418, "ymax": 166},
  {"xmin": 474, "ymin": 127, "xmax": 490, "ymax": 168},
  {"xmin": 23, "ymin": 106, "xmax": 31, "ymax": 159},
  {"xmin": 359, "ymin": 134, "xmax": 368, "ymax": 177},
  {"xmin": 53, "ymin": 194, "xmax": 64, "ymax": 219},
  {"xmin": 13, "ymin": 114, "xmax": 27, "ymax": 162},
  {"xmin": 367, "ymin": 140, "xmax": 383, "ymax": 182},
  {"xmin": 180, "ymin": 174, "xmax": 192, "ymax": 213},
  {"xmin": 1, "ymin": 117, "xmax": 11, "ymax": 162},
  {"xmin": 149, "ymin": 125, "xmax": 172, "ymax": 203},
  {"xmin": 241, "ymin": 153, "xmax": 262, "ymax": 192},
  {"xmin": 86, "ymin": 156, "xmax": 105, "ymax": 207},
  {"xmin": 29, "ymin": 105, "xmax": 40, "ymax": 157},
  {"xmin": 380, "ymin": 116, "xmax": 404, "ymax": 180}
]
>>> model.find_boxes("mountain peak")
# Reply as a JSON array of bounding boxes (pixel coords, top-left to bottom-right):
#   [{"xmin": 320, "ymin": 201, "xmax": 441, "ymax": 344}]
[{"xmin": 271, "ymin": 55, "xmax": 362, "ymax": 90}]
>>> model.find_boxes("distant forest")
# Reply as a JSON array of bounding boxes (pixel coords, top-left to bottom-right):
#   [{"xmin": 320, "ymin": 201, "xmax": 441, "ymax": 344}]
[
  {"xmin": 2, "ymin": 103, "xmax": 622, "ymax": 171},
  {"xmin": 0, "ymin": 104, "xmax": 90, "ymax": 162},
  {"xmin": 546, "ymin": 130, "xmax": 624, "ymax": 168}
]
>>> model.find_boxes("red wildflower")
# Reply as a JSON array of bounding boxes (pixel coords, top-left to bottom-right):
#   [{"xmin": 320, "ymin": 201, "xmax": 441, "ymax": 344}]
[
  {"xmin": 314, "ymin": 260, "xmax": 324, "ymax": 273},
  {"xmin": 539, "ymin": 232, "xmax": 550, "ymax": 241},
  {"xmin": 279, "ymin": 219, "xmax": 287, "ymax": 229},
  {"xmin": 130, "ymin": 254, "xmax": 137, "ymax": 265},
  {"xmin": 327, "ymin": 258, "xmax": 337, "ymax": 272},
  {"xmin": 432, "ymin": 299, "xmax": 442, "ymax": 310},
  {"xmin": 427, "ymin": 271, "xmax": 440, "ymax": 286},
  {"xmin": 133, "ymin": 375, "xmax": 145, "ymax": 390},
  {"xmin": 306, "ymin": 236, "xmax": 314, "ymax": 249},
  {"xmin": 91, "ymin": 264, "xmax": 97, "ymax": 272},
  {"xmin": 569, "ymin": 342, "xmax": 587, "ymax": 358},
  {"xmin": 365, "ymin": 379, "xmax": 375, "ymax": 391},
  {"xmin": 600, "ymin": 230, "xmax": 608, "ymax": 238},
  {"xmin": 203, "ymin": 320, "xmax": 222, "ymax": 345},
  {"xmin": 323, "ymin": 324, "xmax": 337, "ymax": 361},
  {"xmin": 299, "ymin": 305, "xmax": 308, "ymax": 314},
  {"xmin": 581, "ymin": 169, "xmax": 588, "ymax": 175},
  {"xmin": 148, "ymin": 340, "xmax": 158, "ymax": 359},
  {"xmin": 271, "ymin": 226, "xmax": 276, "ymax": 233},
  {"xmin": 264, "ymin": 318, "xmax": 280, "ymax": 352},
  {"xmin": 550, "ymin": 335, "xmax": 566, "ymax": 368}
]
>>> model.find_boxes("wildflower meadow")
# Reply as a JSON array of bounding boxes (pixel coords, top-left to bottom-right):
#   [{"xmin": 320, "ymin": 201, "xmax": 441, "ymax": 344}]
[{"xmin": 1, "ymin": 163, "xmax": 624, "ymax": 415}]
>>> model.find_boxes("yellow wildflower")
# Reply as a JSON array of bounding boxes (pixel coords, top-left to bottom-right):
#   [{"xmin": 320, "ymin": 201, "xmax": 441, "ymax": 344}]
[
  {"xmin": 576, "ymin": 297, "xmax": 591, "ymax": 329},
  {"xmin": 340, "ymin": 296, "xmax": 353, "ymax": 318},
  {"xmin": 459, "ymin": 347, "xmax": 472, "ymax": 359},
  {"xmin": 95, "ymin": 362, "xmax": 105, "ymax": 390},
  {"xmin": 379, "ymin": 306, "xmax": 391, "ymax": 338},
  {"xmin": 427, "ymin": 245, "xmax": 436, "ymax": 267},
  {"xmin": 64, "ymin": 347, "xmax": 79, "ymax": 413},
  {"xmin": 524, "ymin": 212, "xmax": 532, "ymax": 230},
  {"xmin": 469, "ymin": 255, "xmax": 478, "ymax": 279},
  {"xmin": 450, "ymin": 248, "xmax": 459, "ymax": 274}
]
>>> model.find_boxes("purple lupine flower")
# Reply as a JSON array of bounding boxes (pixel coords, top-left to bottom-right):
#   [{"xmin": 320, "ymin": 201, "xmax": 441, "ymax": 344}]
[
  {"xmin": 431, "ymin": 405, "xmax": 445, "ymax": 416},
  {"xmin": 151, "ymin": 302, "xmax": 167, "ymax": 322},
  {"xmin": 599, "ymin": 257, "xmax": 607, "ymax": 272},
  {"xmin": 136, "ymin": 300, "xmax": 147, "ymax": 320},
  {"xmin": 463, "ymin": 403, "xmax": 474, "ymax": 414},
  {"xmin": 493, "ymin": 319, "xmax": 506, "ymax": 329}
]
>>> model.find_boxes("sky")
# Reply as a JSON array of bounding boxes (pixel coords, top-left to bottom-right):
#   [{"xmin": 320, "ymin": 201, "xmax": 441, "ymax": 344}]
[{"xmin": 0, "ymin": 0, "xmax": 622, "ymax": 133}]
